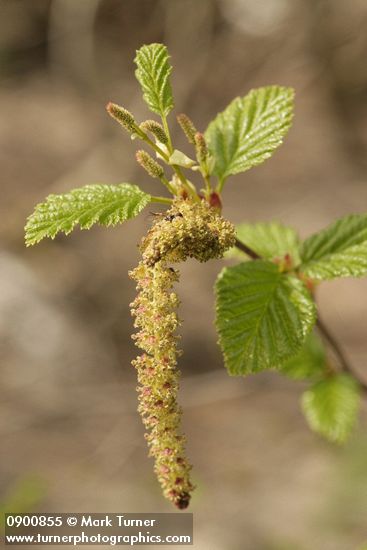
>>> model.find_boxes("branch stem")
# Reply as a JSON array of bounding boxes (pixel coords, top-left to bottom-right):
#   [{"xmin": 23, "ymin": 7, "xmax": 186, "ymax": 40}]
[
  {"xmin": 172, "ymin": 165, "xmax": 200, "ymax": 202},
  {"xmin": 204, "ymin": 174, "xmax": 212, "ymax": 194},
  {"xmin": 316, "ymin": 316, "xmax": 367, "ymax": 392},
  {"xmin": 139, "ymin": 127, "xmax": 199, "ymax": 202},
  {"xmin": 160, "ymin": 176, "xmax": 176, "ymax": 195},
  {"xmin": 216, "ymin": 177, "xmax": 227, "ymax": 194},
  {"xmin": 139, "ymin": 130, "xmax": 170, "ymax": 161},
  {"xmin": 161, "ymin": 115, "xmax": 173, "ymax": 152},
  {"xmin": 150, "ymin": 196, "xmax": 173, "ymax": 205},
  {"xmin": 234, "ymin": 238, "xmax": 261, "ymax": 260}
]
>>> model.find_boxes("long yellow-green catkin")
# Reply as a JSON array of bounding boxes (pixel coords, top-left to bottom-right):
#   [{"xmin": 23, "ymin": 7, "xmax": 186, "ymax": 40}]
[
  {"xmin": 129, "ymin": 199, "xmax": 236, "ymax": 509},
  {"xmin": 130, "ymin": 262, "xmax": 192, "ymax": 509}
]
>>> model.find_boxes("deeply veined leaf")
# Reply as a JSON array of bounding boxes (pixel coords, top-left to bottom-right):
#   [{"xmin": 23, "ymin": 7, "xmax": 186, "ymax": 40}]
[
  {"xmin": 281, "ymin": 332, "xmax": 326, "ymax": 380},
  {"xmin": 228, "ymin": 221, "xmax": 301, "ymax": 264},
  {"xmin": 134, "ymin": 43, "xmax": 174, "ymax": 117},
  {"xmin": 215, "ymin": 261, "xmax": 316, "ymax": 375},
  {"xmin": 25, "ymin": 183, "xmax": 151, "ymax": 246},
  {"xmin": 205, "ymin": 86, "xmax": 294, "ymax": 184},
  {"xmin": 300, "ymin": 214, "xmax": 367, "ymax": 280},
  {"xmin": 302, "ymin": 374, "xmax": 361, "ymax": 444}
]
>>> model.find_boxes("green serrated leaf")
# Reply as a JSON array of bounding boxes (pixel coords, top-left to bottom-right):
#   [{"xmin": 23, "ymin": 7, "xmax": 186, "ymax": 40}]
[
  {"xmin": 215, "ymin": 261, "xmax": 316, "ymax": 375},
  {"xmin": 302, "ymin": 374, "xmax": 361, "ymax": 444},
  {"xmin": 25, "ymin": 183, "xmax": 151, "ymax": 246},
  {"xmin": 228, "ymin": 221, "xmax": 301, "ymax": 264},
  {"xmin": 134, "ymin": 43, "xmax": 174, "ymax": 117},
  {"xmin": 205, "ymin": 86, "xmax": 294, "ymax": 184},
  {"xmin": 300, "ymin": 214, "xmax": 367, "ymax": 280},
  {"xmin": 281, "ymin": 332, "xmax": 326, "ymax": 380}
]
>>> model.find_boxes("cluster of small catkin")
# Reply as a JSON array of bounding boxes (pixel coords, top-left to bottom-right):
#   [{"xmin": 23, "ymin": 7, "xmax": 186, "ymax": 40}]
[{"xmin": 129, "ymin": 198, "xmax": 235, "ymax": 508}]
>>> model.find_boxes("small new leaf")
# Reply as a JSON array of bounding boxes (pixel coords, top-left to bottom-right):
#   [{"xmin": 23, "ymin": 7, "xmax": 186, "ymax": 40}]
[
  {"xmin": 135, "ymin": 43, "xmax": 174, "ymax": 117},
  {"xmin": 215, "ymin": 261, "xmax": 316, "ymax": 375},
  {"xmin": 302, "ymin": 374, "xmax": 361, "ymax": 444},
  {"xmin": 281, "ymin": 332, "xmax": 326, "ymax": 380},
  {"xmin": 25, "ymin": 184, "xmax": 151, "ymax": 246},
  {"xmin": 169, "ymin": 149, "xmax": 197, "ymax": 168},
  {"xmin": 229, "ymin": 221, "xmax": 301, "ymax": 265},
  {"xmin": 205, "ymin": 86, "xmax": 294, "ymax": 185},
  {"xmin": 300, "ymin": 214, "xmax": 367, "ymax": 280}
]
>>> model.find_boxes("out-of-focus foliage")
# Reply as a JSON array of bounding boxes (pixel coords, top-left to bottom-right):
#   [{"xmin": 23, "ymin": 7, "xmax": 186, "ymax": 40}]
[
  {"xmin": 280, "ymin": 332, "xmax": 327, "ymax": 380},
  {"xmin": 0, "ymin": 476, "xmax": 46, "ymax": 530},
  {"xmin": 301, "ymin": 373, "xmax": 361, "ymax": 444}
]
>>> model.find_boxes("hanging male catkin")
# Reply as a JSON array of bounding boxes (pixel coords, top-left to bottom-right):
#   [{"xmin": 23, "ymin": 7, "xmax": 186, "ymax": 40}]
[{"xmin": 130, "ymin": 198, "xmax": 235, "ymax": 508}]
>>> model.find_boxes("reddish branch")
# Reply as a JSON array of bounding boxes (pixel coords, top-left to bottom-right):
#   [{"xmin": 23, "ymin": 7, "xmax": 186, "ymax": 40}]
[
  {"xmin": 316, "ymin": 317, "xmax": 367, "ymax": 393},
  {"xmin": 234, "ymin": 238, "xmax": 261, "ymax": 259}
]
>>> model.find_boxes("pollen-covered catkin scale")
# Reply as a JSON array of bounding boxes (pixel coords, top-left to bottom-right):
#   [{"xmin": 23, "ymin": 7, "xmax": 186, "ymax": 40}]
[
  {"xmin": 130, "ymin": 198, "xmax": 235, "ymax": 508},
  {"xmin": 141, "ymin": 198, "xmax": 236, "ymax": 266}
]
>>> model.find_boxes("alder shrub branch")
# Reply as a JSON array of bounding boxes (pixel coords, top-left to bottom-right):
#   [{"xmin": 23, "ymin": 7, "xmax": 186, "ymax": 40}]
[{"xmin": 24, "ymin": 42, "xmax": 367, "ymax": 508}]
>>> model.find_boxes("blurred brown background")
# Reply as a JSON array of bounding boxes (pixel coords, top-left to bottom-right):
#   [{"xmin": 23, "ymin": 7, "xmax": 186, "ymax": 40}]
[{"xmin": 1, "ymin": 1, "xmax": 367, "ymax": 549}]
